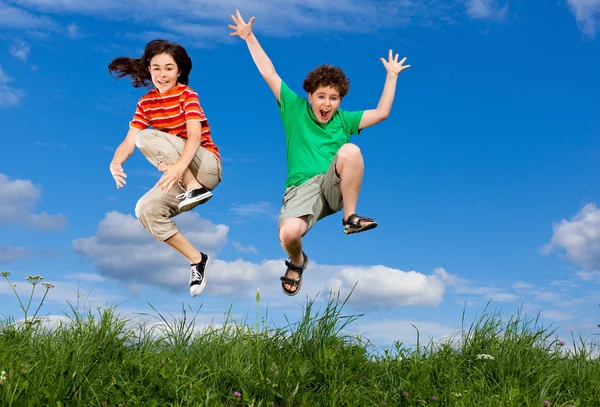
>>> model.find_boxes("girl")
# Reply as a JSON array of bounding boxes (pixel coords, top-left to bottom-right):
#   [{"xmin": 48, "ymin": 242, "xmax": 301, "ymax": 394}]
[{"xmin": 108, "ymin": 39, "xmax": 222, "ymax": 297}]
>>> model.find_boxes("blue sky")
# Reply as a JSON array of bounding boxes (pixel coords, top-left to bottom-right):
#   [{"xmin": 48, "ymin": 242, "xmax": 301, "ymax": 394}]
[{"xmin": 1, "ymin": 0, "xmax": 600, "ymax": 349}]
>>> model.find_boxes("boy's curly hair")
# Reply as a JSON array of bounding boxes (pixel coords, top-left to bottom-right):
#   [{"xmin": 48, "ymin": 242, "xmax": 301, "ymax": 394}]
[{"xmin": 302, "ymin": 64, "xmax": 350, "ymax": 98}]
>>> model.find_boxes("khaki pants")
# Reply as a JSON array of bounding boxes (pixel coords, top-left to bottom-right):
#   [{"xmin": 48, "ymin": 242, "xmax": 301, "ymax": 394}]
[
  {"xmin": 134, "ymin": 129, "xmax": 222, "ymax": 242},
  {"xmin": 278, "ymin": 153, "xmax": 342, "ymax": 233}
]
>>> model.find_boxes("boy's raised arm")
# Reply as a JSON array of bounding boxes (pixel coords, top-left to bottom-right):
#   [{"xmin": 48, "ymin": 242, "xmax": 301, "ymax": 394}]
[
  {"xmin": 359, "ymin": 49, "xmax": 410, "ymax": 130},
  {"xmin": 229, "ymin": 9, "xmax": 282, "ymax": 102}
]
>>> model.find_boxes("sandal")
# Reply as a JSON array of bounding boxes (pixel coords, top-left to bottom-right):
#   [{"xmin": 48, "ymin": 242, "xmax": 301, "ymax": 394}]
[
  {"xmin": 280, "ymin": 251, "xmax": 309, "ymax": 296},
  {"xmin": 342, "ymin": 213, "xmax": 378, "ymax": 235}
]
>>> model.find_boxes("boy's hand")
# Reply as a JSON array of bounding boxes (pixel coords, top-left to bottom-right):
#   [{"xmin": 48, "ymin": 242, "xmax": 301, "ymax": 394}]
[
  {"xmin": 228, "ymin": 9, "xmax": 255, "ymax": 40},
  {"xmin": 380, "ymin": 49, "xmax": 410, "ymax": 75}
]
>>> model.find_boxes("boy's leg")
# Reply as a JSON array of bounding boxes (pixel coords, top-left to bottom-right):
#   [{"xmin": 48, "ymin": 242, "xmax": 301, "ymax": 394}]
[
  {"xmin": 277, "ymin": 178, "xmax": 324, "ymax": 294},
  {"xmin": 322, "ymin": 143, "xmax": 377, "ymax": 233},
  {"xmin": 279, "ymin": 217, "xmax": 307, "ymax": 264}
]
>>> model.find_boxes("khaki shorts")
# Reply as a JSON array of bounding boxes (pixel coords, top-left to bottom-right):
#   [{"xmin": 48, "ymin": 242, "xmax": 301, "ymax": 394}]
[
  {"xmin": 134, "ymin": 129, "xmax": 222, "ymax": 242},
  {"xmin": 278, "ymin": 154, "xmax": 342, "ymax": 233}
]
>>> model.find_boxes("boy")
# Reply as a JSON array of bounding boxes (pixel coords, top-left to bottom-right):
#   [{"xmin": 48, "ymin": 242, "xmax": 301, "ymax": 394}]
[{"xmin": 229, "ymin": 9, "xmax": 410, "ymax": 296}]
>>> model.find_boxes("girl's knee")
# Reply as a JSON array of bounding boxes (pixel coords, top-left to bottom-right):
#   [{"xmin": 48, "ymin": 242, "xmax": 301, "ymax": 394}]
[
  {"xmin": 135, "ymin": 196, "xmax": 168, "ymax": 220},
  {"xmin": 135, "ymin": 129, "xmax": 154, "ymax": 149}
]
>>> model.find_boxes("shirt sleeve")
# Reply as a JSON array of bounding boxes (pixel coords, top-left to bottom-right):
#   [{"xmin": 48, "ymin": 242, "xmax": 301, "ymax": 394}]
[
  {"xmin": 182, "ymin": 89, "xmax": 206, "ymax": 122},
  {"xmin": 129, "ymin": 100, "xmax": 150, "ymax": 130},
  {"xmin": 278, "ymin": 81, "xmax": 304, "ymax": 114},
  {"xmin": 341, "ymin": 109, "xmax": 365, "ymax": 135}
]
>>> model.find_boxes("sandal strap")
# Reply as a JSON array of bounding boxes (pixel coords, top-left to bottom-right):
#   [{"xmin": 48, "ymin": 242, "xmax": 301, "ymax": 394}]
[
  {"xmin": 284, "ymin": 260, "xmax": 304, "ymax": 272},
  {"xmin": 280, "ymin": 275, "xmax": 301, "ymax": 285},
  {"xmin": 283, "ymin": 251, "xmax": 309, "ymax": 271}
]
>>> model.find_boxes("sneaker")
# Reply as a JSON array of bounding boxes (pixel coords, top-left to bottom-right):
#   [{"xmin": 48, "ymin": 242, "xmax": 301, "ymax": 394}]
[
  {"xmin": 177, "ymin": 186, "xmax": 213, "ymax": 212},
  {"xmin": 189, "ymin": 253, "xmax": 210, "ymax": 297}
]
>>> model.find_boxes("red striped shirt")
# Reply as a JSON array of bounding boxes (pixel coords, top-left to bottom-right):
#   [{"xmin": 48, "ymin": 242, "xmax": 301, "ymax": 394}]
[{"xmin": 130, "ymin": 84, "xmax": 220, "ymax": 160}]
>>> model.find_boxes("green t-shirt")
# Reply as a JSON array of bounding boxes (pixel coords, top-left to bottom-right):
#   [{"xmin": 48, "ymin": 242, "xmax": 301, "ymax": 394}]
[{"xmin": 278, "ymin": 81, "xmax": 364, "ymax": 188}]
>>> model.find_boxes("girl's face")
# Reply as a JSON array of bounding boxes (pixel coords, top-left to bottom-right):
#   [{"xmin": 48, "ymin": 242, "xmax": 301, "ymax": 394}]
[{"xmin": 149, "ymin": 53, "xmax": 180, "ymax": 93}]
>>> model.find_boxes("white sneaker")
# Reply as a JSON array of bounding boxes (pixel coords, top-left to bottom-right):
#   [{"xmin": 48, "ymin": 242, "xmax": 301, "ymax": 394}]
[
  {"xmin": 189, "ymin": 253, "xmax": 210, "ymax": 297},
  {"xmin": 176, "ymin": 187, "xmax": 213, "ymax": 212}
]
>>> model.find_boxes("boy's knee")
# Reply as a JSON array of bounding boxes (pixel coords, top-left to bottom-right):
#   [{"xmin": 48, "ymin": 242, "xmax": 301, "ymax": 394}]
[
  {"xmin": 278, "ymin": 219, "xmax": 306, "ymax": 244},
  {"xmin": 338, "ymin": 143, "xmax": 362, "ymax": 160}
]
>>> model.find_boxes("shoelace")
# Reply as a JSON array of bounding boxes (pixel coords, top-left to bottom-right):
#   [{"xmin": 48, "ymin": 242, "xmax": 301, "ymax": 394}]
[
  {"xmin": 190, "ymin": 266, "xmax": 202, "ymax": 284},
  {"xmin": 175, "ymin": 183, "xmax": 189, "ymax": 200}
]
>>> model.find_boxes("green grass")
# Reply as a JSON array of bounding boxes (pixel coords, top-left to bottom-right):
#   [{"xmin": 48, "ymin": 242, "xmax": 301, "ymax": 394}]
[{"xmin": 1, "ymin": 272, "xmax": 599, "ymax": 406}]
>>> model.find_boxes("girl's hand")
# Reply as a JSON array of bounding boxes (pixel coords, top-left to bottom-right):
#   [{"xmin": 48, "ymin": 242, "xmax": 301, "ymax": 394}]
[
  {"xmin": 156, "ymin": 162, "xmax": 185, "ymax": 193},
  {"xmin": 109, "ymin": 162, "xmax": 127, "ymax": 189}
]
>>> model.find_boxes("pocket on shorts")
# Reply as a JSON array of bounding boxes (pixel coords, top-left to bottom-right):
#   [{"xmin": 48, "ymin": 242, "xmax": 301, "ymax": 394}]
[{"xmin": 282, "ymin": 187, "xmax": 297, "ymax": 206}]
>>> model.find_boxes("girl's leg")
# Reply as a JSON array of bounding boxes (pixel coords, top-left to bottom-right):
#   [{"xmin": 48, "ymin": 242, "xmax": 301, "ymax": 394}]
[
  {"xmin": 135, "ymin": 185, "xmax": 210, "ymax": 296},
  {"xmin": 136, "ymin": 129, "xmax": 221, "ymax": 212}
]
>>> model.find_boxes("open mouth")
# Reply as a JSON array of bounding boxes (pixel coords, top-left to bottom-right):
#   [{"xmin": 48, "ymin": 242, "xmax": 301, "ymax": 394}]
[{"xmin": 320, "ymin": 109, "xmax": 331, "ymax": 121}]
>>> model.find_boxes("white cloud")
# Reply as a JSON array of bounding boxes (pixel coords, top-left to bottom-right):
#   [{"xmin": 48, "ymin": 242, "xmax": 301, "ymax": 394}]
[
  {"xmin": 327, "ymin": 266, "xmax": 447, "ymax": 307},
  {"xmin": 9, "ymin": 38, "xmax": 30, "ymax": 60},
  {"xmin": 529, "ymin": 290, "xmax": 563, "ymax": 303},
  {"xmin": 0, "ymin": 1, "xmax": 56, "ymax": 30},
  {"xmin": 72, "ymin": 211, "xmax": 451, "ymax": 307},
  {"xmin": 67, "ymin": 22, "xmax": 78, "ymax": 38},
  {"xmin": 230, "ymin": 201, "xmax": 274, "ymax": 218},
  {"xmin": 576, "ymin": 270, "xmax": 600, "ymax": 282},
  {"xmin": 513, "ymin": 281, "xmax": 534, "ymax": 290},
  {"xmin": 550, "ymin": 279, "xmax": 580, "ymax": 289},
  {"xmin": 0, "ymin": 173, "xmax": 67, "ymax": 228},
  {"xmin": 0, "ymin": 275, "xmax": 120, "ymax": 310},
  {"xmin": 0, "ymin": 66, "xmax": 25, "ymax": 107},
  {"xmin": 567, "ymin": 0, "xmax": 600, "ymax": 38},
  {"xmin": 0, "ymin": 245, "xmax": 31, "ymax": 264},
  {"xmin": 64, "ymin": 272, "xmax": 107, "ymax": 283},
  {"xmin": 4, "ymin": 0, "xmax": 501, "ymax": 43},
  {"xmin": 466, "ymin": 0, "xmax": 508, "ymax": 21},
  {"xmin": 72, "ymin": 211, "xmax": 229, "ymax": 292},
  {"xmin": 450, "ymin": 279, "xmax": 520, "ymax": 303},
  {"xmin": 541, "ymin": 309, "xmax": 577, "ymax": 322},
  {"xmin": 233, "ymin": 241, "xmax": 258, "ymax": 254},
  {"xmin": 542, "ymin": 203, "xmax": 600, "ymax": 272}
]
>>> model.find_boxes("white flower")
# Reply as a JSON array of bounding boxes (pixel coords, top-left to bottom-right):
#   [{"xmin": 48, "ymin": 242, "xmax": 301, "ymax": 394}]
[{"xmin": 476, "ymin": 353, "xmax": 495, "ymax": 360}]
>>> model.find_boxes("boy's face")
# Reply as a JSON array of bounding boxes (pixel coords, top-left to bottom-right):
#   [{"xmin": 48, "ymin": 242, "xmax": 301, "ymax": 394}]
[
  {"xmin": 149, "ymin": 52, "xmax": 180, "ymax": 94},
  {"xmin": 308, "ymin": 85, "xmax": 341, "ymax": 123}
]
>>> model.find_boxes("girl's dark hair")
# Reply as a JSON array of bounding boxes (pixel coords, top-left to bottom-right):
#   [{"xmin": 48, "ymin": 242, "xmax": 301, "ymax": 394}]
[
  {"xmin": 108, "ymin": 39, "xmax": 192, "ymax": 88},
  {"xmin": 302, "ymin": 64, "xmax": 350, "ymax": 98}
]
